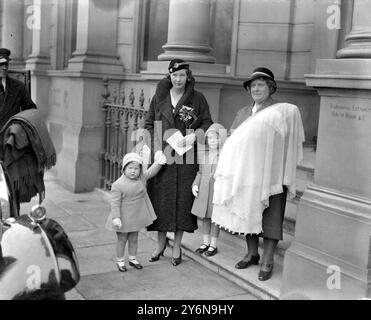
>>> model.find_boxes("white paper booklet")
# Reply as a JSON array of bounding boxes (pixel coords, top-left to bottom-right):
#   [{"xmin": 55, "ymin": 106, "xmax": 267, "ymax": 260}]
[{"xmin": 166, "ymin": 131, "xmax": 192, "ymax": 156}]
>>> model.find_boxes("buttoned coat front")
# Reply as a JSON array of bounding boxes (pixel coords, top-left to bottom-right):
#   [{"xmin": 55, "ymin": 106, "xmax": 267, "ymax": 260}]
[
  {"xmin": 191, "ymin": 150, "xmax": 219, "ymax": 219},
  {"xmin": 144, "ymin": 76, "xmax": 213, "ymax": 232}
]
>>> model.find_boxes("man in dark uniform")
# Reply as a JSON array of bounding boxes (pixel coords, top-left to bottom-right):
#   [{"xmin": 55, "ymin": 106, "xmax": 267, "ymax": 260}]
[
  {"xmin": 0, "ymin": 48, "xmax": 37, "ymax": 215},
  {"xmin": 0, "ymin": 48, "xmax": 36, "ymax": 131}
]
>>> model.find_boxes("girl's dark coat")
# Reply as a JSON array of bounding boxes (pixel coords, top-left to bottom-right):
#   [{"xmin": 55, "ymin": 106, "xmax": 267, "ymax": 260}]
[{"xmin": 144, "ymin": 76, "xmax": 213, "ymax": 232}]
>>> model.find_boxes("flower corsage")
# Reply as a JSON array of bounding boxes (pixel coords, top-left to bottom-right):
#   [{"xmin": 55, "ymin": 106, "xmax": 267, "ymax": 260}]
[{"xmin": 178, "ymin": 105, "xmax": 198, "ymax": 128}]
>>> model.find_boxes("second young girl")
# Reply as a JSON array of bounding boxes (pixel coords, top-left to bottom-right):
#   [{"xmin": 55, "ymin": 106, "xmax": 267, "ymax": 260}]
[
  {"xmin": 105, "ymin": 151, "xmax": 166, "ymax": 272},
  {"xmin": 191, "ymin": 123, "xmax": 227, "ymax": 257}
]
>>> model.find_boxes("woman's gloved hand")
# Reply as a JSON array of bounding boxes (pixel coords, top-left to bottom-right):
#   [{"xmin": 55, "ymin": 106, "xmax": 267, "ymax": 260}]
[
  {"xmin": 192, "ymin": 185, "xmax": 199, "ymax": 197},
  {"xmin": 177, "ymin": 133, "xmax": 196, "ymax": 148},
  {"xmin": 154, "ymin": 150, "xmax": 167, "ymax": 165},
  {"xmin": 112, "ymin": 218, "xmax": 122, "ymax": 228}
]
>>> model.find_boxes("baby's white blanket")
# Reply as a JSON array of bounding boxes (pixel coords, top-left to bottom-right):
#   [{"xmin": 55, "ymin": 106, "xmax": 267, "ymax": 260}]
[{"xmin": 212, "ymin": 103, "xmax": 305, "ymax": 234}]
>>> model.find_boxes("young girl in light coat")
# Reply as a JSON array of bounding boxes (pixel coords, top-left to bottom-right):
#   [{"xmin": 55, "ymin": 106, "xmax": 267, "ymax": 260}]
[
  {"xmin": 105, "ymin": 151, "xmax": 166, "ymax": 272},
  {"xmin": 191, "ymin": 123, "xmax": 227, "ymax": 257}
]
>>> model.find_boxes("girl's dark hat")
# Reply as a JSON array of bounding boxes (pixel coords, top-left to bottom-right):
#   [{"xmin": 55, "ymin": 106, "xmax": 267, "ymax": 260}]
[
  {"xmin": 243, "ymin": 67, "xmax": 276, "ymax": 90},
  {"xmin": 168, "ymin": 58, "xmax": 189, "ymax": 74}
]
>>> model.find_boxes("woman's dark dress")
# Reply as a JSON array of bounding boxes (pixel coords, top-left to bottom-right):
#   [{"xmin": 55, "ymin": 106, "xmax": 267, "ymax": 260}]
[{"xmin": 144, "ymin": 77, "xmax": 213, "ymax": 232}]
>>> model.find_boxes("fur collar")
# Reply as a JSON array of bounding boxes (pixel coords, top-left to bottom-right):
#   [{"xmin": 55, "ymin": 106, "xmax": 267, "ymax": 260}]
[{"xmin": 155, "ymin": 76, "xmax": 195, "ymax": 103}]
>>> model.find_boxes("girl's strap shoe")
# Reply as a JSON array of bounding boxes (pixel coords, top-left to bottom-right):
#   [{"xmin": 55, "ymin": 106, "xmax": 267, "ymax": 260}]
[
  {"xmin": 195, "ymin": 244, "xmax": 209, "ymax": 254},
  {"xmin": 204, "ymin": 246, "xmax": 218, "ymax": 257},
  {"xmin": 116, "ymin": 261, "xmax": 127, "ymax": 272},
  {"xmin": 129, "ymin": 259, "xmax": 143, "ymax": 269}
]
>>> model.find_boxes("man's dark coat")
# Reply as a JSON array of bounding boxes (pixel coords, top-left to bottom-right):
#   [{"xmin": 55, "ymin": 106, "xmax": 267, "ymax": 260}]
[{"xmin": 0, "ymin": 76, "xmax": 36, "ymax": 131}]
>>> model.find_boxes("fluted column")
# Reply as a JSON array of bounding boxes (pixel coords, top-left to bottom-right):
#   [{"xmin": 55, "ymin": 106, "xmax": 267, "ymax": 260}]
[
  {"xmin": 67, "ymin": 0, "xmax": 122, "ymax": 73},
  {"xmin": 158, "ymin": 0, "xmax": 215, "ymax": 63},
  {"xmin": 1, "ymin": 0, "xmax": 25, "ymax": 69},
  {"xmin": 25, "ymin": 0, "xmax": 52, "ymax": 70},
  {"xmin": 337, "ymin": 0, "xmax": 371, "ymax": 58}
]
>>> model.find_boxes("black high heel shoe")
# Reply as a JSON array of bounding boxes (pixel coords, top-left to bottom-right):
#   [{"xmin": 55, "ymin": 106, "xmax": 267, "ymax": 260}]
[
  {"xmin": 149, "ymin": 239, "xmax": 168, "ymax": 262},
  {"xmin": 171, "ymin": 248, "xmax": 182, "ymax": 266}
]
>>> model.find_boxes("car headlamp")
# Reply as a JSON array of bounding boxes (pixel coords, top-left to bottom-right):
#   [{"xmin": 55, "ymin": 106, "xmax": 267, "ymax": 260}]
[{"xmin": 29, "ymin": 204, "xmax": 47, "ymax": 222}]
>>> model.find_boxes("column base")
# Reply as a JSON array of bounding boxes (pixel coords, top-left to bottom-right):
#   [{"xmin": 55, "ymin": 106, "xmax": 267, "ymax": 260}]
[
  {"xmin": 158, "ymin": 47, "xmax": 216, "ymax": 64},
  {"xmin": 337, "ymin": 45, "xmax": 371, "ymax": 59},
  {"xmin": 68, "ymin": 51, "xmax": 124, "ymax": 74},
  {"xmin": 336, "ymin": 30, "xmax": 371, "ymax": 58},
  {"xmin": 280, "ymin": 185, "xmax": 371, "ymax": 299},
  {"xmin": 25, "ymin": 55, "xmax": 51, "ymax": 71},
  {"xmin": 9, "ymin": 59, "xmax": 25, "ymax": 70}
]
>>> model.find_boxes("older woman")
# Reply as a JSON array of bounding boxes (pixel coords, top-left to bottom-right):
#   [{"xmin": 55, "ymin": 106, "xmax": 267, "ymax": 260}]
[
  {"xmin": 144, "ymin": 59, "xmax": 213, "ymax": 266},
  {"xmin": 212, "ymin": 67, "xmax": 305, "ymax": 281}
]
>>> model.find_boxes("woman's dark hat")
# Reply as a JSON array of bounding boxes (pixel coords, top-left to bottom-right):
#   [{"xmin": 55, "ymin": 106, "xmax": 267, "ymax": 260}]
[
  {"xmin": 168, "ymin": 58, "xmax": 189, "ymax": 74},
  {"xmin": 243, "ymin": 67, "xmax": 276, "ymax": 90},
  {"xmin": 0, "ymin": 48, "xmax": 11, "ymax": 64}
]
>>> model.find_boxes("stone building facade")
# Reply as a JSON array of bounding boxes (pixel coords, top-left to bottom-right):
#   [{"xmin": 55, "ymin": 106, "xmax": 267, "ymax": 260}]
[
  {"xmin": 2, "ymin": 0, "xmax": 371, "ymax": 299},
  {"xmin": 0, "ymin": 0, "xmax": 344, "ymax": 192}
]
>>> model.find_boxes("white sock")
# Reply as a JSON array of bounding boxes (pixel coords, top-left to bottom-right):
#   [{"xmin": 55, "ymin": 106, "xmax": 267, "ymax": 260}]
[
  {"xmin": 116, "ymin": 257, "xmax": 125, "ymax": 265},
  {"xmin": 210, "ymin": 237, "xmax": 218, "ymax": 248},
  {"xmin": 128, "ymin": 255, "xmax": 136, "ymax": 261},
  {"xmin": 203, "ymin": 234, "xmax": 211, "ymax": 246}
]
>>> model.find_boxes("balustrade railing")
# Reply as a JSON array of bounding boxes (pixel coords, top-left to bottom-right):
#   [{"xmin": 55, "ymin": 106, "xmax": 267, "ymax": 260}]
[{"xmin": 100, "ymin": 77, "xmax": 148, "ymax": 190}]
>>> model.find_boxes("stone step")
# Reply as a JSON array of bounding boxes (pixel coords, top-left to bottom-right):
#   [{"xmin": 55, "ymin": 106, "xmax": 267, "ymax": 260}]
[
  {"xmin": 147, "ymin": 221, "xmax": 294, "ymax": 300},
  {"xmin": 283, "ymin": 146, "xmax": 316, "ymax": 235}
]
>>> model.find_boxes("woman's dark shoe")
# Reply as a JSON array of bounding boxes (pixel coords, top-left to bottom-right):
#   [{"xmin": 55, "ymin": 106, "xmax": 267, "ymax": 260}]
[
  {"xmin": 204, "ymin": 246, "xmax": 218, "ymax": 257},
  {"xmin": 195, "ymin": 244, "xmax": 209, "ymax": 254},
  {"xmin": 258, "ymin": 263, "xmax": 274, "ymax": 281},
  {"xmin": 171, "ymin": 249, "xmax": 182, "ymax": 266},
  {"xmin": 149, "ymin": 240, "xmax": 168, "ymax": 262},
  {"xmin": 235, "ymin": 254, "xmax": 260, "ymax": 269},
  {"xmin": 129, "ymin": 259, "xmax": 143, "ymax": 269}
]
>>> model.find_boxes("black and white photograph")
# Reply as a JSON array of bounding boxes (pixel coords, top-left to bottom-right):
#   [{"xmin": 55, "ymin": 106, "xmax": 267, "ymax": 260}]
[{"xmin": 0, "ymin": 0, "xmax": 370, "ymax": 305}]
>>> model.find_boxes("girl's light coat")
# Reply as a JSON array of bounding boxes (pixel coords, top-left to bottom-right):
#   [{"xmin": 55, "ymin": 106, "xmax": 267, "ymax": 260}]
[
  {"xmin": 191, "ymin": 150, "xmax": 219, "ymax": 219},
  {"xmin": 105, "ymin": 163, "xmax": 161, "ymax": 233}
]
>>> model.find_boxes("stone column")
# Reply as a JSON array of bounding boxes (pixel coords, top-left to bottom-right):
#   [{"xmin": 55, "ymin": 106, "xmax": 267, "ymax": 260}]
[
  {"xmin": 1, "ymin": 0, "xmax": 25, "ymax": 69},
  {"xmin": 337, "ymin": 0, "xmax": 371, "ymax": 58},
  {"xmin": 158, "ymin": 0, "xmax": 215, "ymax": 63},
  {"xmin": 67, "ymin": 0, "xmax": 122, "ymax": 73},
  {"xmin": 25, "ymin": 0, "xmax": 52, "ymax": 70},
  {"xmin": 281, "ymin": 1, "xmax": 371, "ymax": 299}
]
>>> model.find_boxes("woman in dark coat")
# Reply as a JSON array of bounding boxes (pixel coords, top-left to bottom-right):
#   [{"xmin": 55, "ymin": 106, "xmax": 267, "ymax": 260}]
[{"xmin": 144, "ymin": 59, "xmax": 213, "ymax": 266}]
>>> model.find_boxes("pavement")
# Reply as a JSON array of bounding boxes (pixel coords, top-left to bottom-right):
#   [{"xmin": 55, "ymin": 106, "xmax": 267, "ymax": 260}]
[{"xmin": 21, "ymin": 172, "xmax": 257, "ymax": 300}]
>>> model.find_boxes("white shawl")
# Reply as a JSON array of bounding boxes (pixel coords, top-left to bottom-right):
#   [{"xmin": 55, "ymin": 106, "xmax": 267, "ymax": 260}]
[{"xmin": 212, "ymin": 103, "xmax": 305, "ymax": 235}]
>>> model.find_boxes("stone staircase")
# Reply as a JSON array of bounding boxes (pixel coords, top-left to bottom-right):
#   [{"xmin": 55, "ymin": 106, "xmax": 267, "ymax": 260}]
[{"xmin": 164, "ymin": 146, "xmax": 316, "ymax": 300}]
